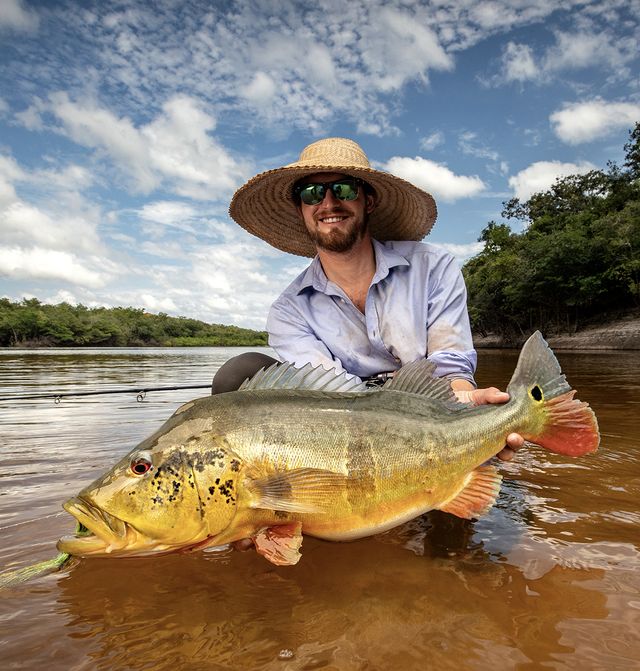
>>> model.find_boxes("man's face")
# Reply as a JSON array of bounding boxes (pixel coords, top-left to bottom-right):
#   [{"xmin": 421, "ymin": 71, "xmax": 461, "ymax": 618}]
[{"xmin": 296, "ymin": 172, "xmax": 375, "ymax": 253}]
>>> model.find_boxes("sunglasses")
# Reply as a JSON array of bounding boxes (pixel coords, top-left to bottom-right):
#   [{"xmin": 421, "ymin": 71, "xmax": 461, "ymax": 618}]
[{"xmin": 294, "ymin": 178, "xmax": 363, "ymax": 206}]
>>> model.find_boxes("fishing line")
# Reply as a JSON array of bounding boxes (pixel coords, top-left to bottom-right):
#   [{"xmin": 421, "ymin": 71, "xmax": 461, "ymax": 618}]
[
  {"xmin": 0, "ymin": 511, "xmax": 66, "ymax": 532},
  {"xmin": 0, "ymin": 383, "xmax": 212, "ymax": 403}
]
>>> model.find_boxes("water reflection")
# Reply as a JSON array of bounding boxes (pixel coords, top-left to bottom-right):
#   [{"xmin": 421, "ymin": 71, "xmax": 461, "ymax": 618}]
[
  {"xmin": 1, "ymin": 346, "xmax": 639, "ymax": 669},
  {"xmin": 46, "ymin": 520, "xmax": 610, "ymax": 670}
]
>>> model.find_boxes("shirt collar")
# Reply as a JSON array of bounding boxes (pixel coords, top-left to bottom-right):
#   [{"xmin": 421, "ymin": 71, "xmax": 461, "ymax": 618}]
[{"xmin": 296, "ymin": 239, "xmax": 410, "ymax": 295}]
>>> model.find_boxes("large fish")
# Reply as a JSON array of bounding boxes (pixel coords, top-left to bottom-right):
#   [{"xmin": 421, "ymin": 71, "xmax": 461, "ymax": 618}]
[{"xmin": 57, "ymin": 331, "xmax": 599, "ymax": 566}]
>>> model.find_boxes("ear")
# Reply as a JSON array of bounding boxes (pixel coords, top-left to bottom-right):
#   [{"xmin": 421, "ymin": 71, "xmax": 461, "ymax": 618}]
[{"xmin": 365, "ymin": 193, "xmax": 376, "ymax": 214}]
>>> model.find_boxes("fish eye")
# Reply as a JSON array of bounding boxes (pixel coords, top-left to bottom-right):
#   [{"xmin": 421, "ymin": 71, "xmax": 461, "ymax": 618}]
[
  {"xmin": 130, "ymin": 456, "xmax": 153, "ymax": 476},
  {"xmin": 530, "ymin": 385, "xmax": 543, "ymax": 401}
]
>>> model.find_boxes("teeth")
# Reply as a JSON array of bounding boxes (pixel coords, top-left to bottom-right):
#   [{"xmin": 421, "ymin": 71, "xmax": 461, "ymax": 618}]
[{"xmin": 321, "ymin": 216, "xmax": 345, "ymax": 223}]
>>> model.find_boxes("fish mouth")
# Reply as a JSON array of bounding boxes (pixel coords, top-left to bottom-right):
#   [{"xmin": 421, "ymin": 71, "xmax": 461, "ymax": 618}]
[{"xmin": 57, "ymin": 496, "xmax": 145, "ymax": 557}]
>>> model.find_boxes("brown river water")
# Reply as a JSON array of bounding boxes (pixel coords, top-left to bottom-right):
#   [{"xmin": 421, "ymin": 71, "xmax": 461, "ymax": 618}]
[{"xmin": 0, "ymin": 345, "xmax": 639, "ymax": 670}]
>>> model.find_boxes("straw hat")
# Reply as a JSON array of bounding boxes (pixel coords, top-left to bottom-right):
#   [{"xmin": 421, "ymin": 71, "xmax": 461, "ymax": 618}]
[{"xmin": 229, "ymin": 137, "xmax": 437, "ymax": 257}]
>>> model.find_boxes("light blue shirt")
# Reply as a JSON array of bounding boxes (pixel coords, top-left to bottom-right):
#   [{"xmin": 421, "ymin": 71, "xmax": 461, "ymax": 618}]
[{"xmin": 267, "ymin": 239, "xmax": 477, "ymax": 385}]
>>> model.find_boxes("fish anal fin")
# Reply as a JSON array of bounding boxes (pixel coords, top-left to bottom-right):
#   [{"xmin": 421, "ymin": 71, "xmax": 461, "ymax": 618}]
[
  {"xmin": 253, "ymin": 522, "xmax": 303, "ymax": 566},
  {"xmin": 439, "ymin": 465, "xmax": 502, "ymax": 519},
  {"xmin": 246, "ymin": 466, "xmax": 348, "ymax": 514}
]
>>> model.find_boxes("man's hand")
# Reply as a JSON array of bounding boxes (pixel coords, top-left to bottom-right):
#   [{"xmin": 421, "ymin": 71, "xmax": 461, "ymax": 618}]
[{"xmin": 452, "ymin": 384, "xmax": 525, "ymax": 462}]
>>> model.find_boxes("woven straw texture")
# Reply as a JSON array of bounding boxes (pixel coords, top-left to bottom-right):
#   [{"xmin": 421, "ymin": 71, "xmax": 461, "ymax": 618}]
[{"xmin": 229, "ymin": 138, "xmax": 437, "ymax": 257}]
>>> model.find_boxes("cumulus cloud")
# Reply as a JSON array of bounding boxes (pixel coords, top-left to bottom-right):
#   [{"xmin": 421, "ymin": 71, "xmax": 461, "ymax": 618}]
[
  {"xmin": 550, "ymin": 100, "xmax": 640, "ymax": 144},
  {"xmin": 0, "ymin": 247, "xmax": 106, "ymax": 287},
  {"xmin": 543, "ymin": 30, "xmax": 636, "ymax": 74},
  {"xmin": 49, "ymin": 93, "xmax": 250, "ymax": 198},
  {"xmin": 384, "ymin": 156, "xmax": 486, "ymax": 202},
  {"xmin": 508, "ymin": 160, "xmax": 595, "ymax": 200},
  {"xmin": 489, "ymin": 25, "xmax": 637, "ymax": 87},
  {"xmin": 433, "ymin": 241, "xmax": 484, "ymax": 263}
]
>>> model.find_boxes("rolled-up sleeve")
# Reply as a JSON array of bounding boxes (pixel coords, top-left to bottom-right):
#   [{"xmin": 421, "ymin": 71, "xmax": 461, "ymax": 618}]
[{"xmin": 424, "ymin": 254, "xmax": 477, "ymax": 386}]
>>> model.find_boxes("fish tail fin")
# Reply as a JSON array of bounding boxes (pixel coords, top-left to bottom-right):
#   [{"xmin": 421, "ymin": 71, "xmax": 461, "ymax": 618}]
[{"xmin": 507, "ymin": 331, "xmax": 600, "ymax": 457}]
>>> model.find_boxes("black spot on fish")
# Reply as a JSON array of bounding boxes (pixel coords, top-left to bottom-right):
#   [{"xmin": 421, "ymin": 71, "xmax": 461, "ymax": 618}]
[
  {"xmin": 208, "ymin": 486, "xmax": 215, "ymax": 495},
  {"xmin": 215, "ymin": 478, "xmax": 220, "ymax": 485},
  {"xmin": 531, "ymin": 385, "xmax": 543, "ymax": 401},
  {"xmin": 230, "ymin": 459, "xmax": 240, "ymax": 472},
  {"xmin": 152, "ymin": 495, "xmax": 163, "ymax": 504},
  {"xmin": 275, "ymin": 510, "xmax": 289, "ymax": 520}
]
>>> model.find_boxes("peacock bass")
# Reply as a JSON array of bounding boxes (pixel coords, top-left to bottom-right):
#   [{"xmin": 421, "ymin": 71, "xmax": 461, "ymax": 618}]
[{"xmin": 57, "ymin": 331, "xmax": 599, "ymax": 566}]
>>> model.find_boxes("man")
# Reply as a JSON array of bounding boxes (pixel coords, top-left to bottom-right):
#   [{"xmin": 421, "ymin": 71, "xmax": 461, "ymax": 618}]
[{"xmin": 224, "ymin": 137, "xmax": 522, "ymax": 460}]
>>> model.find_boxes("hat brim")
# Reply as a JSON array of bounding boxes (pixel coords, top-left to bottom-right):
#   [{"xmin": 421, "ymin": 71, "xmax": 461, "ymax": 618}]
[{"xmin": 229, "ymin": 164, "xmax": 437, "ymax": 257}]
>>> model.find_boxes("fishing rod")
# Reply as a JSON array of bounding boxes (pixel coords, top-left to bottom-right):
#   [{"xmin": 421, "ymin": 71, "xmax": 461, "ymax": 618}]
[{"xmin": 0, "ymin": 383, "xmax": 212, "ymax": 403}]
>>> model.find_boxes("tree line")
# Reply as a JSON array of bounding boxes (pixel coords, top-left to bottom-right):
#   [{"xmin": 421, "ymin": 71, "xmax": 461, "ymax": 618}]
[
  {"xmin": 463, "ymin": 123, "xmax": 640, "ymax": 342},
  {"xmin": 0, "ymin": 299, "xmax": 268, "ymax": 347}
]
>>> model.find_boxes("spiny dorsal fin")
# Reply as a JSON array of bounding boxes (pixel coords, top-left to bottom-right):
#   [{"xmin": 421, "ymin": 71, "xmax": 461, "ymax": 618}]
[
  {"xmin": 383, "ymin": 358, "xmax": 459, "ymax": 403},
  {"xmin": 238, "ymin": 361, "xmax": 368, "ymax": 393}
]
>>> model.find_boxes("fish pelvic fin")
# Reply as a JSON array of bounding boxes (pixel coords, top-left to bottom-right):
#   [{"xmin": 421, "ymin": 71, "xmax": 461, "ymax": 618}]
[
  {"xmin": 245, "ymin": 466, "xmax": 348, "ymax": 514},
  {"xmin": 507, "ymin": 331, "xmax": 600, "ymax": 456},
  {"xmin": 253, "ymin": 522, "xmax": 303, "ymax": 566},
  {"xmin": 438, "ymin": 465, "xmax": 502, "ymax": 519}
]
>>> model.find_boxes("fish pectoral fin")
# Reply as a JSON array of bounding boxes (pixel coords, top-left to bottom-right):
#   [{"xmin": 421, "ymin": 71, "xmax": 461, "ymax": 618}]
[
  {"xmin": 246, "ymin": 467, "xmax": 347, "ymax": 514},
  {"xmin": 253, "ymin": 522, "xmax": 303, "ymax": 566},
  {"xmin": 438, "ymin": 465, "xmax": 502, "ymax": 520}
]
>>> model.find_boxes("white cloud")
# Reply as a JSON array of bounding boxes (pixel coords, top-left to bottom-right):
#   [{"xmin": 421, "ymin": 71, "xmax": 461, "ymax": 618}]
[
  {"xmin": 240, "ymin": 72, "xmax": 277, "ymax": 105},
  {"xmin": 508, "ymin": 160, "xmax": 595, "ymax": 201},
  {"xmin": 384, "ymin": 156, "xmax": 486, "ymax": 202},
  {"xmin": 419, "ymin": 131, "xmax": 445, "ymax": 152},
  {"xmin": 139, "ymin": 201, "xmax": 197, "ymax": 226},
  {"xmin": 489, "ymin": 25, "xmax": 637, "ymax": 88},
  {"xmin": 543, "ymin": 30, "xmax": 635, "ymax": 74},
  {"xmin": 500, "ymin": 42, "xmax": 539, "ymax": 83},
  {"xmin": 360, "ymin": 7, "xmax": 454, "ymax": 93},
  {"xmin": 0, "ymin": 247, "xmax": 106, "ymax": 287},
  {"xmin": 50, "ymin": 93, "xmax": 251, "ymax": 199},
  {"xmin": 433, "ymin": 241, "xmax": 484, "ymax": 263},
  {"xmin": 550, "ymin": 100, "xmax": 640, "ymax": 144},
  {"xmin": 139, "ymin": 293, "xmax": 178, "ymax": 313},
  {"xmin": 458, "ymin": 131, "xmax": 500, "ymax": 162},
  {"xmin": 0, "ymin": 0, "xmax": 39, "ymax": 31}
]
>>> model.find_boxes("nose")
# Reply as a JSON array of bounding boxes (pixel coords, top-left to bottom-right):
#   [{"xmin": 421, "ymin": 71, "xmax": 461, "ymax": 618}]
[{"xmin": 319, "ymin": 187, "xmax": 340, "ymax": 207}]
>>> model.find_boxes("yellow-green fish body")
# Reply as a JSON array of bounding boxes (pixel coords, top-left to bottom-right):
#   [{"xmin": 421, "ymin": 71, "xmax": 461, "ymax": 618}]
[{"xmin": 58, "ymin": 331, "xmax": 599, "ymax": 565}]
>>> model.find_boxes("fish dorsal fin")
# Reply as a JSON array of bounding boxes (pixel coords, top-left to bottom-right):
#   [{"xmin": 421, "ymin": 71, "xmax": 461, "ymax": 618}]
[
  {"xmin": 383, "ymin": 358, "xmax": 458, "ymax": 403},
  {"xmin": 238, "ymin": 362, "xmax": 368, "ymax": 393}
]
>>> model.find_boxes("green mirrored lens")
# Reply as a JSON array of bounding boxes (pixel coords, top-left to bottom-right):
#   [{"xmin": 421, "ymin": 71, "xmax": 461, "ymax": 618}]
[
  {"xmin": 300, "ymin": 184, "xmax": 325, "ymax": 205},
  {"xmin": 333, "ymin": 182, "xmax": 357, "ymax": 200},
  {"xmin": 298, "ymin": 180, "xmax": 359, "ymax": 205}
]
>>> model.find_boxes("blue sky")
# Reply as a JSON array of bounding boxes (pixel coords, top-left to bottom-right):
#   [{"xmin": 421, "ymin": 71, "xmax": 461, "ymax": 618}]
[{"xmin": 1, "ymin": 0, "xmax": 639, "ymax": 329}]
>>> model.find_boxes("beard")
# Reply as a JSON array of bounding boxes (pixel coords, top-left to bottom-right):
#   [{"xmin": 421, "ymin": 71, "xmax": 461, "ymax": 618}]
[{"xmin": 307, "ymin": 212, "xmax": 369, "ymax": 253}]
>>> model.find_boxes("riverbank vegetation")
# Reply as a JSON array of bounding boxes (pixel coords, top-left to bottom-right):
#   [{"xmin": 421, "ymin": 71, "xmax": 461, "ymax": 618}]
[
  {"xmin": 0, "ymin": 300, "xmax": 268, "ymax": 347},
  {"xmin": 463, "ymin": 123, "xmax": 640, "ymax": 342}
]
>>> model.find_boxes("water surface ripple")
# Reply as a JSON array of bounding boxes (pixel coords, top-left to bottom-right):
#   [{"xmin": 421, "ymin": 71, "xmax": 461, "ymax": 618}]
[{"xmin": 0, "ymin": 346, "xmax": 639, "ymax": 670}]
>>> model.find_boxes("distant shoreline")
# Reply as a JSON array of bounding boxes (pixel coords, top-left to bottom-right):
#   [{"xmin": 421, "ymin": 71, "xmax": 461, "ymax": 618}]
[{"xmin": 473, "ymin": 315, "xmax": 640, "ymax": 350}]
